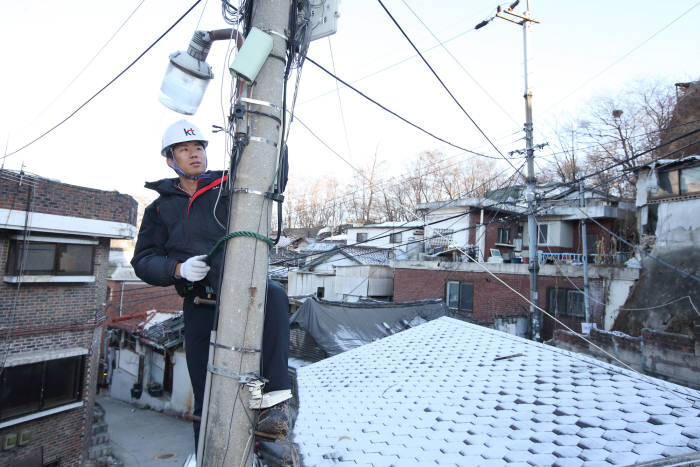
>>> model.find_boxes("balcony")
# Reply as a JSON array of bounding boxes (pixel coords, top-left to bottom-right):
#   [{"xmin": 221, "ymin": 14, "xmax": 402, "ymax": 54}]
[{"xmin": 538, "ymin": 251, "xmax": 631, "ymax": 265}]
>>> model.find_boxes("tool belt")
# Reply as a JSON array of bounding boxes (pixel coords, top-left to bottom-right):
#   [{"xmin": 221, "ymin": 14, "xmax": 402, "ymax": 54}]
[{"xmin": 180, "ymin": 281, "xmax": 217, "ymax": 306}]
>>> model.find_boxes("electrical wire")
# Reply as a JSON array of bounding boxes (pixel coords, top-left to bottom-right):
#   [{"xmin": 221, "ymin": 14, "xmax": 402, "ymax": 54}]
[
  {"xmin": 376, "ymin": 0, "xmax": 518, "ymax": 171},
  {"xmin": 2, "ymin": 0, "xmax": 204, "ymax": 160},
  {"xmin": 399, "ymin": 0, "xmax": 519, "ymax": 127},
  {"xmin": 543, "ymin": 2, "xmax": 700, "ymax": 114},
  {"xmin": 304, "ymin": 57, "xmax": 505, "ymax": 161},
  {"xmin": 327, "ymin": 37, "xmax": 353, "ymax": 162},
  {"xmin": 22, "ymin": 0, "xmax": 147, "ymax": 131}
]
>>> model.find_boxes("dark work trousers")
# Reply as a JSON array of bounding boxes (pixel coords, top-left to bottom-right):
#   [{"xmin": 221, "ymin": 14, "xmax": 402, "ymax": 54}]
[{"xmin": 183, "ymin": 280, "xmax": 291, "ymax": 451}]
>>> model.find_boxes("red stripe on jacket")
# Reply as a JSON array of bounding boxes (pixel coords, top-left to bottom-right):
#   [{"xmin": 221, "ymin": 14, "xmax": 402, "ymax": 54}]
[{"xmin": 188, "ymin": 175, "xmax": 229, "ymax": 214}]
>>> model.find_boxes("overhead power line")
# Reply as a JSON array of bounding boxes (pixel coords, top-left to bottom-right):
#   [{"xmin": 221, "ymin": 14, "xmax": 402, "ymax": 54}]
[
  {"xmin": 399, "ymin": 0, "xmax": 519, "ymax": 126},
  {"xmin": 376, "ymin": 0, "xmax": 518, "ymax": 171},
  {"xmin": 23, "ymin": 0, "xmax": 147, "ymax": 130},
  {"xmin": 2, "ymin": 0, "xmax": 203, "ymax": 161},
  {"xmin": 544, "ymin": 1, "xmax": 700, "ymax": 114},
  {"xmin": 305, "ymin": 57, "xmax": 505, "ymax": 161}
]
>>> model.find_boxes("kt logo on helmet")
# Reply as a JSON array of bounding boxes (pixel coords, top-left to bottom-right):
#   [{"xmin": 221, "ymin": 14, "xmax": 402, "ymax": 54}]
[{"xmin": 183, "ymin": 128, "xmax": 196, "ymax": 136}]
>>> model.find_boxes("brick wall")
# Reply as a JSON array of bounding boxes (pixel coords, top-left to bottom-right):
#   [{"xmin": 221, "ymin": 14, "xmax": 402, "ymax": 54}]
[
  {"xmin": 468, "ymin": 211, "xmax": 520, "ymax": 261},
  {"xmin": 0, "ymin": 169, "xmax": 137, "ymax": 225},
  {"xmin": 105, "ymin": 280, "xmax": 182, "ymax": 320},
  {"xmin": 0, "ymin": 174, "xmax": 136, "ymax": 466},
  {"xmin": 394, "ymin": 265, "xmax": 604, "ymax": 338}
]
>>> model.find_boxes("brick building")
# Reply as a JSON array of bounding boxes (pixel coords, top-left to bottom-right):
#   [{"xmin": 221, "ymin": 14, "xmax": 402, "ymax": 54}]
[
  {"xmin": 393, "ymin": 261, "xmax": 639, "ymax": 341},
  {"xmin": 0, "ymin": 169, "xmax": 136, "ymax": 466}
]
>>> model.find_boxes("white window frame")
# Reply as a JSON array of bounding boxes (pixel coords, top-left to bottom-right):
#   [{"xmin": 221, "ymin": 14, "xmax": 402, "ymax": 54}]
[
  {"xmin": 4, "ymin": 235, "xmax": 97, "ymax": 283},
  {"xmin": 0, "ymin": 348, "xmax": 88, "ymax": 428}
]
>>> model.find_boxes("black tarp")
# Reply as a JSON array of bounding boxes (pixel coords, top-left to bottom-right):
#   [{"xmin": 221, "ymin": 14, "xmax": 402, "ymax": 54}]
[{"xmin": 289, "ymin": 297, "xmax": 462, "ymax": 357}]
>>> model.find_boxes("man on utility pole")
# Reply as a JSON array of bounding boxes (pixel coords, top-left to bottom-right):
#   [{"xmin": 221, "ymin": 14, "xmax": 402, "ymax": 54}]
[{"xmin": 197, "ymin": 1, "xmax": 293, "ymax": 465}]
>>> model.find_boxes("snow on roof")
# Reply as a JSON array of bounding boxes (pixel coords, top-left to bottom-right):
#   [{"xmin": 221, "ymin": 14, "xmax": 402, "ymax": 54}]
[
  {"xmin": 293, "ymin": 317, "xmax": 700, "ymax": 466},
  {"xmin": 341, "ymin": 245, "xmax": 393, "ymax": 265},
  {"xmin": 357, "ymin": 221, "xmax": 424, "ymax": 229},
  {"xmin": 299, "ymin": 242, "xmax": 342, "ymax": 254}
]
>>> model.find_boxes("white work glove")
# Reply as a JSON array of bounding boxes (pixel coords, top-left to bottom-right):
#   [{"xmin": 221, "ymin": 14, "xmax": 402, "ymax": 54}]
[{"xmin": 179, "ymin": 255, "xmax": 210, "ymax": 282}]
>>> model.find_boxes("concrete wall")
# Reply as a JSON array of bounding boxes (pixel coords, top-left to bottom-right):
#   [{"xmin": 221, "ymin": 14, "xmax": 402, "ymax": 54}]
[
  {"xmin": 425, "ymin": 208, "xmax": 470, "ymax": 248},
  {"xmin": 654, "ymin": 199, "xmax": 700, "ymax": 250},
  {"xmin": 553, "ymin": 327, "xmax": 699, "ymax": 390},
  {"xmin": 346, "ymin": 226, "xmax": 421, "ymax": 252},
  {"xmin": 110, "ymin": 348, "xmax": 193, "ymax": 416},
  {"xmin": 335, "ymin": 265, "xmax": 393, "ymax": 300},
  {"xmin": 522, "ymin": 218, "xmax": 572, "ymax": 248},
  {"xmin": 288, "ymin": 271, "xmax": 338, "ymax": 300}
]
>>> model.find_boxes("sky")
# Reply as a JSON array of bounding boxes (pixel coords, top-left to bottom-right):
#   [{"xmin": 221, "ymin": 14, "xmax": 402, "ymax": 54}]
[{"xmin": 0, "ymin": 0, "xmax": 698, "ymax": 202}]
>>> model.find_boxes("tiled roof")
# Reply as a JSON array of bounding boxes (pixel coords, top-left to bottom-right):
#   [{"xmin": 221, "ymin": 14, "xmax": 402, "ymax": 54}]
[
  {"xmin": 341, "ymin": 246, "xmax": 393, "ymax": 265},
  {"xmin": 293, "ymin": 317, "xmax": 700, "ymax": 466},
  {"xmin": 300, "ymin": 242, "xmax": 343, "ymax": 254}
]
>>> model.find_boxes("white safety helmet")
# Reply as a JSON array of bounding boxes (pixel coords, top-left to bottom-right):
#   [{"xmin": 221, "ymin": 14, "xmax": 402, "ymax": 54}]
[{"xmin": 161, "ymin": 120, "xmax": 208, "ymax": 157}]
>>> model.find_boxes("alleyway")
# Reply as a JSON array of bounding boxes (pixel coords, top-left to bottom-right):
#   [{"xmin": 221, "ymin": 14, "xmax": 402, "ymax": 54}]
[{"xmin": 97, "ymin": 395, "xmax": 194, "ymax": 467}]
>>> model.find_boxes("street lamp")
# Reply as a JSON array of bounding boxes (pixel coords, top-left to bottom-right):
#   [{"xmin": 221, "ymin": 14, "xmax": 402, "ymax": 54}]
[{"xmin": 158, "ymin": 29, "xmax": 235, "ymax": 115}]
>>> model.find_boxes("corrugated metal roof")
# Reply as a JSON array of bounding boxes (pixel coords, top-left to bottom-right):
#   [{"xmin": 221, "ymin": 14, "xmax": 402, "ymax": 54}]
[{"xmin": 293, "ymin": 317, "xmax": 700, "ymax": 466}]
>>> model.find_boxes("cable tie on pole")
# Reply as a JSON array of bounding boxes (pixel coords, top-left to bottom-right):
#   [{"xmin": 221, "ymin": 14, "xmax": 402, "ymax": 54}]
[
  {"xmin": 210, "ymin": 341, "xmax": 261, "ymax": 353},
  {"xmin": 233, "ymin": 187, "xmax": 267, "ymax": 197},
  {"xmin": 240, "ymin": 97, "xmax": 282, "ymax": 115},
  {"xmin": 261, "ymin": 29, "xmax": 288, "ymax": 41},
  {"xmin": 207, "ymin": 363, "xmax": 265, "ymax": 384},
  {"xmin": 249, "ymin": 135, "xmax": 278, "ymax": 147}
]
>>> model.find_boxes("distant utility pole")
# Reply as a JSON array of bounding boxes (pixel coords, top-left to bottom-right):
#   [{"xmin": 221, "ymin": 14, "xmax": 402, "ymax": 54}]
[
  {"xmin": 199, "ymin": 0, "xmax": 292, "ymax": 464},
  {"xmin": 489, "ymin": 0, "xmax": 541, "ymax": 340},
  {"xmin": 579, "ymin": 176, "xmax": 591, "ymax": 324}
]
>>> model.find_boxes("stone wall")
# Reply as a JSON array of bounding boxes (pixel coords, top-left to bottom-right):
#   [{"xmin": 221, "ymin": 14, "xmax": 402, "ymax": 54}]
[{"xmin": 553, "ymin": 327, "xmax": 699, "ymax": 389}]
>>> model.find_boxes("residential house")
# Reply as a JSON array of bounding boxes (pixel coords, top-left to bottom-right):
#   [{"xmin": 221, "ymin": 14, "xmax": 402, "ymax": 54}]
[
  {"xmin": 609, "ymin": 155, "xmax": 700, "ymax": 337},
  {"xmin": 0, "ymin": 169, "xmax": 136, "ymax": 466},
  {"xmin": 527, "ymin": 185, "xmax": 635, "ymax": 265},
  {"xmin": 105, "ymin": 311, "xmax": 192, "ymax": 416},
  {"xmin": 403, "ymin": 185, "xmax": 636, "ymax": 338},
  {"xmin": 635, "ymin": 155, "xmax": 700, "ymax": 251},
  {"xmin": 417, "ymin": 196, "xmax": 520, "ymax": 262},
  {"xmin": 393, "ymin": 259, "xmax": 639, "ymax": 340},
  {"xmin": 292, "ymin": 317, "xmax": 700, "ymax": 466},
  {"xmin": 346, "ymin": 221, "xmax": 424, "ymax": 257},
  {"xmin": 288, "ymin": 244, "xmax": 394, "ymax": 302},
  {"xmin": 416, "ymin": 185, "xmax": 633, "ymax": 265}
]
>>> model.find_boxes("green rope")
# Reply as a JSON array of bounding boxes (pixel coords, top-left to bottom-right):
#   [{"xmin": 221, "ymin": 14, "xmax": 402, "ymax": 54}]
[{"xmin": 207, "ymin": 231, "xmax": 275, "ymax": 260}]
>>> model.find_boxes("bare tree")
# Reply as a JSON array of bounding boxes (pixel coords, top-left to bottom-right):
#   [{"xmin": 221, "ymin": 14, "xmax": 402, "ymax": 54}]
[{"xmin": 544, "ymin": 80, "xmax": 677, "ymax": 195}]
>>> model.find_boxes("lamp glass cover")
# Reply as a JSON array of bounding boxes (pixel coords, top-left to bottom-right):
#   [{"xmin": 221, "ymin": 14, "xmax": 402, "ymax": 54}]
[{"xmin": 158, "ymin": 62, "xmax": 210, "ymax": 115}]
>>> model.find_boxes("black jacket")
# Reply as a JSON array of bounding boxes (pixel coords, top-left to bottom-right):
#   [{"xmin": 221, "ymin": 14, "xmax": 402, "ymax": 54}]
[{"xmin": 131, "ymin": 171, "xmax": 229, "ymax": 296}]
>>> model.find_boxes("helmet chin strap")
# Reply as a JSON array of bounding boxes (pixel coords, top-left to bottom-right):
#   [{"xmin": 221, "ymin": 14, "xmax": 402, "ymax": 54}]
[{"xmin": 168, "ymin": 148, "xmax": 208, "ymax": 181}]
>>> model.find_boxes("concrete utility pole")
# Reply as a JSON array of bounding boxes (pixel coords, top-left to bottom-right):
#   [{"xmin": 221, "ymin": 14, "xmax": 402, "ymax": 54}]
[
  {"xmin": 198, "ymin": 0, "xmax": 292, "ymax": 464},
  {"xmin": 579, "ymin": 177, "xmax": 591, "ymax": 324},
  {"xmin": 495, "ymin": 0, "xmax": 541, "ymax": 340}
]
